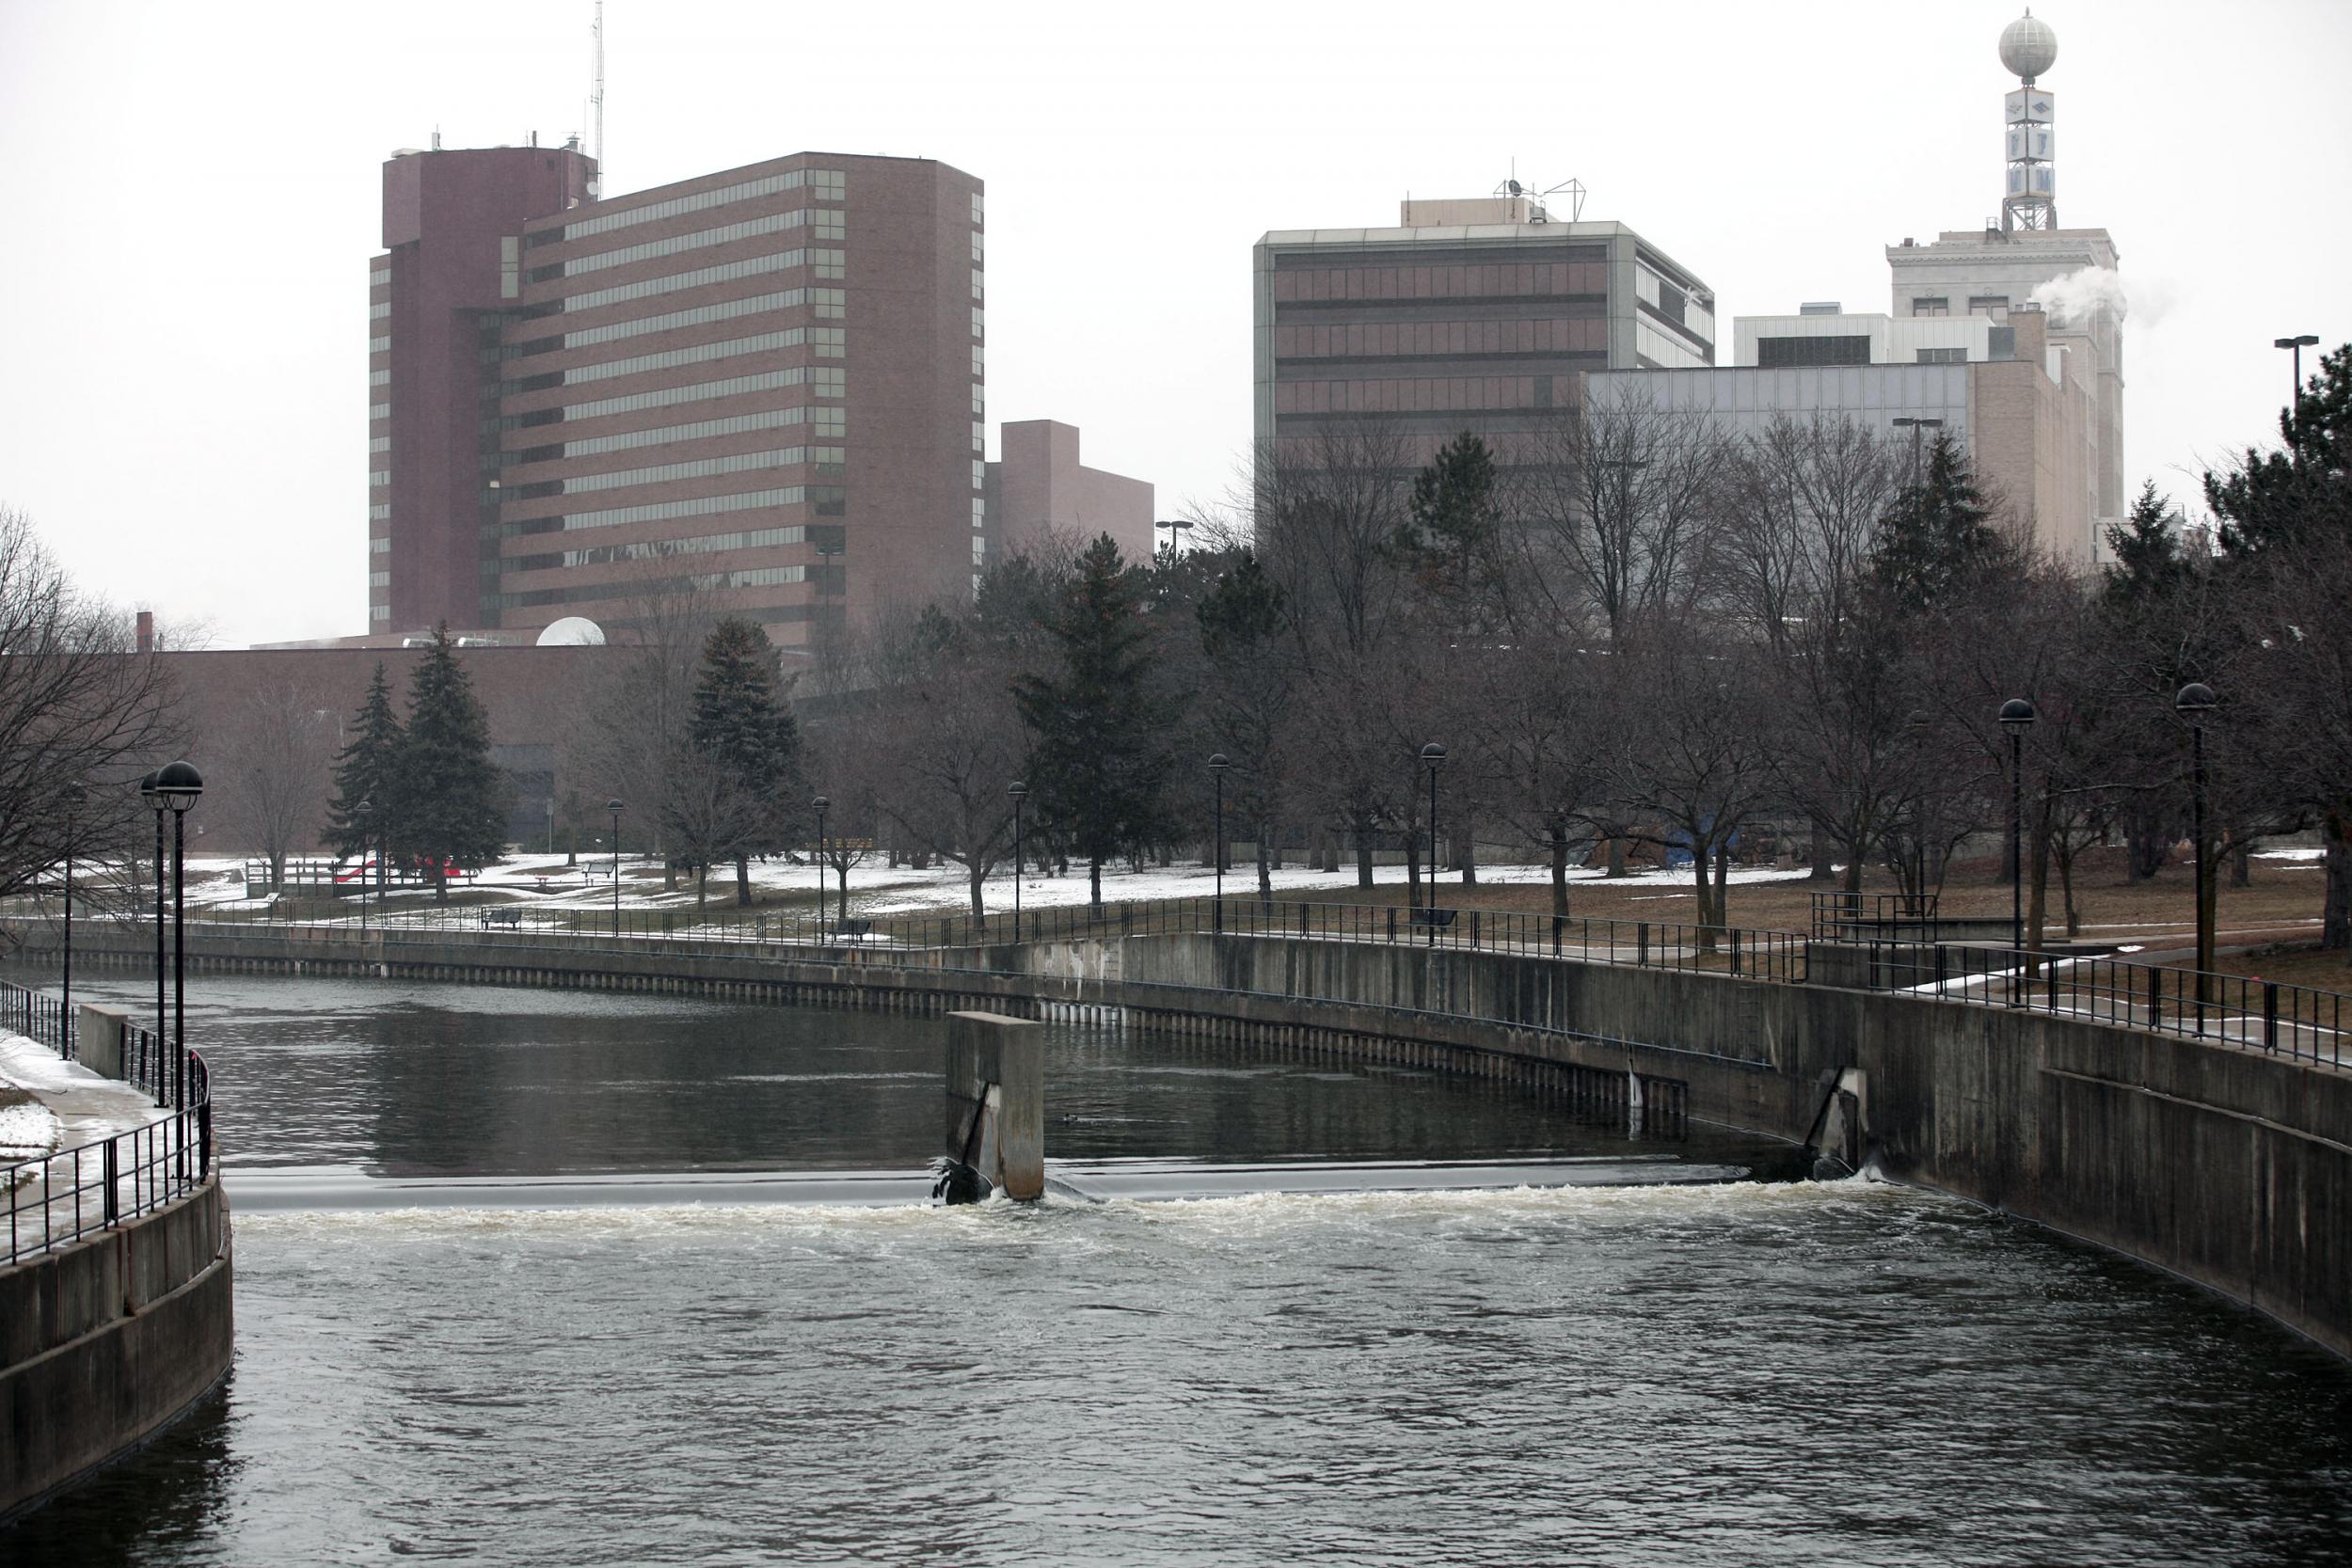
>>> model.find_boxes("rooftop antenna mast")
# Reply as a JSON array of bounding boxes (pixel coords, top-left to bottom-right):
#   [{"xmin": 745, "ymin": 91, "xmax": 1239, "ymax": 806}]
[{"xmin": 590, "ymin": 1, "xmax": 605, "ymax": 197}]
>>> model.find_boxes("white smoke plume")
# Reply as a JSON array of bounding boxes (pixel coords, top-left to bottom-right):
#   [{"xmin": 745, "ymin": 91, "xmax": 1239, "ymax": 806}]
[{"xmin": 2027, "ymin": 266, "xmax": 2131, "ymax": 328}]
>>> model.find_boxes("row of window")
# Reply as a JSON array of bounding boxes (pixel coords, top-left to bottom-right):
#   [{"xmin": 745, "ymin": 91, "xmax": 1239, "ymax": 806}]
[
  {"xmin": 1912, "ymin": 295, "xmax": 2010, "ymax": 320},
  {"xmin": 532, "ymin": 168, "xmax": 845, "ymax": 246},
  {"xmin": 370, "ymin": 436, "xmax": 389, "ymax": 452},
  {"xmin": 486, "ymin": 562, "xmax": 818, "ymax": 612},
  {"xmin": 369, "ymin": 403, "xmax": 389, "ymax": 420},
  {"xmin": 971, "ymin": 192, "xmax": 984, "ymax": 227},
  {"xmin": 560, "ymin": 293, "xmax": 847, "ymax": 352},
  {"xmin": 972, "ymin": 307, "xmax": 984, "ymax": 339},
  {"xmin": 1272, "ymin": 259, "xmax": 1610, "ymax": 307},
  {"xmin": 507, "ymin": 483, "xmax": 847, "ymax": 536},
  {"xmin": 535, "ymin": 366, "xmax": 842, "ymax": 426},
  {"xmin": 971, "ymin": 458, "xmax": 986, "ymax": 492},
  {"xmin": 369, "ymin": 337, "xmax": 389, "ymax": 355},
  {"xmin": 971, "ymin": 498, "xmax": 986, "ymax": 530},
  {"xmin": 369, "ymin": 503, "xmax": 389, "ymax": 519},
  {"xmin": 508, "ymin": 525, "xmax": 814, "ymax": 572},
  {"xmin": 370, "ymin": 301, "xmax": 390, "ymax": 319},
  {"xmin": 561, "ymin": 252, "xmax": 844, "ymax": 313},
  {"xmin": 516, "ymin": 404, "xmax": 846, "ymax": 463},
  {"xmin": 507, "ymin": 445, "xmax": 844, "ymax": 500},
  {"xmin": 369, "ymin": 469, "xmax": 389, "ymax": 488},
  {"xmin": 1273, "ymin": 374, "xmax": 1566, "ymax": 416},
  {"xmin": 370, "ymin": 604, "xmax": 390, "ymax": 621},
  {"xmin": 368, "ymin": 571, "xmax": 389, "ymax": 588},
  {"xmin": 532, "ymin": 209, "xmax": 846, "ymax": 282},
  {"xmin": 370, "ymin": 536, "xmax": 389, "ymax": 554},
  {"xmin": 369, "ymin": 369, "xmax": 389, "ymax": 386},
  {"xmin": 370, "ymin": 266, "xmax": 389, "ymax": 287},
  {"xmin": 972, "ymin": 267, "xmax": 984, "ymax": 300},
  {"xmin": 1273, "ymin": 316, "xmax": 1610, "ymax": 362},
  {"xmin": 503, "ymin": 335, "xmax": 848, "ymax": 397}
]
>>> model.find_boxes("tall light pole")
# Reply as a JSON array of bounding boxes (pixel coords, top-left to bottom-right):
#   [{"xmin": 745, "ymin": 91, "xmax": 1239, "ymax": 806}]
[
  {"xmin": 154, "ymin": 760, "xmax": 203, "ymax": 1115},
  {"xmin": 2275, "ymin": 334, "xmax": 2320, "ymax": 409},
  {"xmin": 1007, "ymin": 781, "xmax": 1027, "ymax": 923},
  {"xmin": 812, "ymin": 797, "xmax": 830, "ymax": 942},
  {"xmin": 2177, "ymin": 683, "xmax": 2217, "ymax": 1011},
  {"xmin": 354, "ymin": 799, "xmax": 373, "ymax": 937},
  {"xmin": 1904, "ymin": 711, "xmax": 1933, "ymax": 916},
  {"xmin": 1999, "ymin": 699, "xmax": 2037, "ymax": 965},
  {"xmin": 139, "ymin": 769, "xmax": 166, "ymax": 1061},
  {"xmin": 1155, "ymin": 518, "xmax": 1193, "ymax": 561},
  {"xmin": 60, "ymin": 781, "xmax": 83, "ymax": 1037},
  {"xmin": 1892, "ymin": 416, "xmax": 1946, "ymax": 486},
  {"xmin": 606, "ymin": 798, "xmax": 625, "ymax": 938},
  {"xmin": 1208, "ymin": 753, "xmax": 1231, "ymax": 913},
  {"xmin": 1421, "ymin": 742, "xmax": 1447, "ymax": 941}
]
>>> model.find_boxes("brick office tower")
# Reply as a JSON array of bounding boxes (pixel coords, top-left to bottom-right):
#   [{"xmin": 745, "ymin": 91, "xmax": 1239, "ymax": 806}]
[
  {"xmin": 372, "ymin": 147, "xmax": 984, "ymax": 646},
  {"xmin": 1251, "ymin": 193, "xmax": 1714, "ymax": 467}
]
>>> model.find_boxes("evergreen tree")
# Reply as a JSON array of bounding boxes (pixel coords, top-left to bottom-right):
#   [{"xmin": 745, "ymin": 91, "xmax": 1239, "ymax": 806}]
[
  {"xmin": 2208, "ymin": 341, "xmax": 2351, "ymax": 557},
  {"xmin": 392, "ymin": 625, "xmax": 509, "ymax": 901},
  {"xmin": 322, "ymin": 662, "xmax": 404, "ymax": 885},
  {"xmin": 684, "ymin": 617, "xmax": 801, "ymax": 905},
  {"xmin": 1393, "ymin": 431, "xmax": 1501, "ymax": 594},
  {"xmin": 2102, "ymin": 480, "xmax": 2194, "ymax": 610},
  {"xmin": 1866, "ymin": 433, "xmax": 2005, "ymax": 612},
  {"xmin": 1013, "ymin": 533, "xmax": 1173, "ymax": 908}
]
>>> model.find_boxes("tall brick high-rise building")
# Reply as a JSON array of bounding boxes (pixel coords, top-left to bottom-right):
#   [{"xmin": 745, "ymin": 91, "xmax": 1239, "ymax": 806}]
[{"xmin": 371, "ymin": 145, "xmax": 984, "ymax": 646}]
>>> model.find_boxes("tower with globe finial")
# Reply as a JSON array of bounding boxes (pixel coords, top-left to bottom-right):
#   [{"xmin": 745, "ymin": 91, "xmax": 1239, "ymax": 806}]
[{"xmin": 1999, "ymin": 9, "xmax": 2060, "ymax": 230}]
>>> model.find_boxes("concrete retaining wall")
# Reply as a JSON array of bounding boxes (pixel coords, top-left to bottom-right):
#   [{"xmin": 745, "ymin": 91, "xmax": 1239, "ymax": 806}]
[
  {"xmin": 34, "ymin": 921, "xmax": 2352, "ymax": 1358},
  {"xmin": 0, "ymin": 1180, "xmax": 235, "ymax": 1522}
]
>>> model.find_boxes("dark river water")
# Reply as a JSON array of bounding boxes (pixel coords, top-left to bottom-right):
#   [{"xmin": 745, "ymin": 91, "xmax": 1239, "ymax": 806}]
[{"xmin": 8, "ymin": 968, "xmax": 2351, "ymax": 1566}]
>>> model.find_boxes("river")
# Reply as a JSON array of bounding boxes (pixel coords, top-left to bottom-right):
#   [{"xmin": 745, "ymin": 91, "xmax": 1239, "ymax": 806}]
[{"xmin": 8, "ymin": 968, "xmax": 2349, "ymax": 1566}]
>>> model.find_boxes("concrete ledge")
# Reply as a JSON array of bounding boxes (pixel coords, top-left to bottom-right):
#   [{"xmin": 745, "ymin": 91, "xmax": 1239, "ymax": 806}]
[{"xmin": 0, "ymin": 1180, "xmax": 235, "ymax": 1523}]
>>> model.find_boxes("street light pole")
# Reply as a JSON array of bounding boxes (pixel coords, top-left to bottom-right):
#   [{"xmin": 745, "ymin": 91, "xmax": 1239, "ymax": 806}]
[
  {"xmin": 1207, "ymin": 754, "xmax": 1231, "ymax": 924},
  {"xmin": 154, "ymin": 761, "xmax": 204, "ymax": 1119},
  {"xmin": 354, "ymin": 799, "xmax": 373, "ymax": 938},
  {"xmin": 60, "ymin": 781, "xmax": 82, "ymax": 1040},
  {"xmin": 1892, "ymin": 417, "xmax": 1946, "ymax": 487},
  {"xmin": 2177, "ymin": 683, "xmax": 2217, "ymax": 1017},
  {"xmin": 1999, "ymin": 700, "xmax": 2037, "ymax": 982},
  {"xmin": 1007, "ymin": 781, "xmax": 1027, "ymax": 925},
  {"xmin": 812, "ymin": 797, "xmax": 830, "ymax": 942},
  {"xmin": 139, "ymin": 769, "xmax": 166, "ymax": 1064},
  {"xmin": 1155, "ymin": 518, "xmax": 1193, "ymax": 561},
  {"xmin": 606, "ymin": 798, "xmax": 625, "ymax": 938},
  {"xmin": 2274, "ymin": 334, "xmax": 2320, "ymax": 411},
  {"xmin": 1421, "ymin": 743, "xmax": 1447, "ymax": 942}
]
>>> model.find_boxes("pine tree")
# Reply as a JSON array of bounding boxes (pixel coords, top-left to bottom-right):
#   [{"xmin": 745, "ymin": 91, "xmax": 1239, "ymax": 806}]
[
  {"xmin": 2207, "ymin": 341, "xmax": 2351, "ymax": 557},
  {"xmin": 1013, "ymin": 534, "xmax": 1173, "ymax": 909},
  {"xmin": 684, "ymin": 617, "xmax": 800, "ymax": 905},
  {"xmin": 1394, "ymin": 431, "xmax": 1500, "ymax": 594},
  {"xmin": 1866, "ymin": 432, "xmax": 2005, "ymax": 612},
  {"xmin": 393, "ymin": 625, "xmax": 509, "ymax": 900},
  {"xmin": 322, "ymin": 663, "xmax": 404, "ymax": 888},
  {"xmin": 2102, "ymin": 480, "xmax": 2193, "ymax": 610}
]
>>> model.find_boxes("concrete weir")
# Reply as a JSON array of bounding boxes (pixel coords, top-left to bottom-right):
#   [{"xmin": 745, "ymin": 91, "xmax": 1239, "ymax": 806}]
[{"xmin": 38, "ymin": 921, "xmax": 2352, "ymax": 1359}]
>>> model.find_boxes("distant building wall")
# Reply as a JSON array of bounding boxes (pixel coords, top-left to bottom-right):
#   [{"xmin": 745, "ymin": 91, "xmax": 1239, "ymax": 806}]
[{"xmin": 983, "ymin": 420, "xmax": 1154, "ymax": 564}]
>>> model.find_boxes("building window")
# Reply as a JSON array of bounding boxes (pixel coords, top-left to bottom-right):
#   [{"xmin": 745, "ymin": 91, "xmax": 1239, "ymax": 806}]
[
  {"xmin": 972, "ymin": 535, "xmax": 987, "ymax": 566},
  {"xmin": 370, "ymin": 403, "xmax": 389, "ymax": 420},
  {"xmin": 506, "ymin": 332, "xmax": 829, "ymax": 394},
  {"xmin": 812, "ymin": 248, "xmax": 845, "ymax": 281},
  {"xmin": 971, "ymin": 307, "xmax": 984, "ymax": 340},
  {"xmin": 1969, "ymin": 295, "xmax": 2010, "ymax": 322},
  {"xmin": 370, "ymin": 436, "xmax": 390, "ymax": 452},
  {"xmin": 971, "ymin": 346, "xmax": 983, "ymax": 377},
  {"xmin": 1915, "ymin": 346, "xmax": 1968, "ymax": 364},
  {"xmin": 509, "ymin": 447, "xmax": 823, "ymax": 499},
  {"xmin": 972, "ymin": 420, "xmax": 985, "ymax": 453},
  {"xmin": 536, "ymin": 209, "xmax": 834, "ymax": 280},
  {"xmin": 971, "ymin": 232, "xmax": 984, "ymax": 263},
  {"xmin": 561, "ymin": 249, "xmax": 820, "ymax": 312},
  {"xmin": 368, "ymin": 571, "xmax": 390, "ymax": 588},
  {"xmin": 972, "ymin": 267, "xmax": 984, "ymax": 299},
  {"xmin": 971, "ymin": 192, "xmax": 984, "ymax": 227},
  {"xmin": 553, "ymin": 366, "xmax": 832, "ymax": 422},
  {"xmin": 370, "ymin": 301, "xmax": 391, "ymax": 320},
  {"xmin": 1756, "ymin": 335, "xmax": 1871, "ymax": 368},
  {"xmin": 369, "ymin": 337, "xmax": 389, "ymax": 355},
  {"xmin": 368, "ymin": 470, "xmax": 389, "ymax": 488},
  {"xmin": 543, "ymin": 404, "xmax": 844, "ymax": 459},
  {"xmin": 369, "ymin": 503, "xmax": 389, "ymax": 519},
  {"xmin": 370, "ymin": 604, "xmax": 390, "ymax": 622},
  {"xmin": 369, "ymin": 369, "xmax": 390, "ymax": 386},
  {"xmin": 370, "ymin": 536, "xmax": 390, "ymax": 554},
  {"xmin": 972, "ymin": 498, "xmax": 986, "ymax": 529},
  {"xmin": 972, "ymin": 460, "xmax": 986, "ymax": 492},
  {"xmin": 1912, "ymin": 296, "xmax": 1949, "ymax": 317},
  {"xmin": 501, "ymin": 235, "xmax": 520, "ymax": 300},
  {"xmin": 558, "ymin": 291, "xmax": 812, "ymax": 349}
]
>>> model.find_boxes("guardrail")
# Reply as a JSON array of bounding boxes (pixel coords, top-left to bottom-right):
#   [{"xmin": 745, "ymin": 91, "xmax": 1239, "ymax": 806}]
[{"xmin": 2, "ymin": 980, "xmax": 213, "ymax": 1266}]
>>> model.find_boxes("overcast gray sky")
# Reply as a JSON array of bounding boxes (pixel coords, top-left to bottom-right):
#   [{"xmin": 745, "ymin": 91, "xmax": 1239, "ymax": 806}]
[{"xmin": 2, "ymin": 0, "xmax": 2346, "ymax": 647}]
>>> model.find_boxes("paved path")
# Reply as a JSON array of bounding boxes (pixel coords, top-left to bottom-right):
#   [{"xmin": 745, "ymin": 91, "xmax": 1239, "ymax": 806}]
[{"xmin": 2, "ymin": 1031, "xmax": 178, "ymax": 1260}]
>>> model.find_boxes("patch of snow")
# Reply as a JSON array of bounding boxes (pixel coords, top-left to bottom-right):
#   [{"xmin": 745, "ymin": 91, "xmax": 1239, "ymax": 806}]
[{"xmin": 0, "ymin": 1099, "xmax": 61, "ymax": 1163}]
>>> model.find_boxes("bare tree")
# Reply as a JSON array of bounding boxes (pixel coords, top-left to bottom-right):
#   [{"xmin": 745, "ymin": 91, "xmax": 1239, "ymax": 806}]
[
  {"xmin": 215, "ymin": 678, "xmax": 338, "ymax": 887},
  {"xmin": 0, "ymin": 509, "xmax": 182, "ymax": 903}
]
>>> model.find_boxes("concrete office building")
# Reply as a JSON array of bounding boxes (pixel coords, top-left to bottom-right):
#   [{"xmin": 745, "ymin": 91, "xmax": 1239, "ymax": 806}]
[
  {"xmin": 1591, "ymin": 302, "xmax": 2101, "ymax": 565},
  {"xmin": 372, "ymin": 144, "xmax": 984, "ymax": 646},
  {"xmin": 1252, "ymin": 191, "xmax": 1715, "ymax": 466},
  {"xmin": 982, "ymin": 420, "xmax": 1155, "ymax": 564}
]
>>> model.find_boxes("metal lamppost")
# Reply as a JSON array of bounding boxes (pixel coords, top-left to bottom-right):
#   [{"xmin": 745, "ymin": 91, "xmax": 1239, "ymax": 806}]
[
  {"xmin": 353, "ymin": 799, "xmax": 373, "ymax": 937},
  {"xmin": 139, "ymin": 769, "xmax": 167, "ymax": 1064},
  {"xmin": 1999, "ymin": 700, "xmax": 2037, "ymax": 968},
  {"xmin": 1892, "ymin": 417, "xmax": 1945, "ymax": 487},
  {"xmin": 1155, "ymin": 518, "xmax": 1193, "ymax": 560},
  {"xmin": 2275, "ymin": 334, "xmax": 2320, "ymax": 407},
  {"xmin": 1208, "ymin": 753, "xmax": 1231, "ymax": 927},
  {"xmin": 812, "ymin": 797, "xmax": 830, "ymax": 942},
  {"xmin": 154, "ymin": 760, "xmax": 203, "ymax": 1116},
  {"xmin": 1007, "ymin": 781, "xmax": 1027, "ymax": 923},
  {"xmin": 1904, "ymin": 711, "xmax": 1933, "ymax": 917},
  {"xmin": 606, "ymin": 798, "xmax": 625, "ymax": 938},
  {"xmin": 1421, "ymin": 742, "xmax": 1447, "ymax": 942},
  {"xmin": 60, "ymin": 781, "xmax": 83, "ymax": 1039},
  {"xmin": 2177, "ymin": 682, "xmax": 2217, "ymax": 1013}
]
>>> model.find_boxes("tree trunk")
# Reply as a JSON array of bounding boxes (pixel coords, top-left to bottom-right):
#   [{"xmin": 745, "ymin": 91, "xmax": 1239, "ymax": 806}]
[
  {"xmin": 968, "ymin": 860, "xmax": 986, "ymax": 921},
  {"xmin": 1808, "ymin": 825, "xmax": 1837, "ymax": 884},
  {"xmin": 2325, "ymin": 808, "xmax": 2352, "ymax": 954},
  {"xmin": 1606, "ymin": 835, "xmax": 1627, "ymax": 878},
  {"xmin": 1089, "ymin": 853, "xmax": 1102, "ymax": 910},
  {"xmin": 1458, "ymin": 827, "xmax": 1476, "ymax": 886},
  {"xmin": 432, "ymin": 862, "xmax": 448, "ymax": 904},
  {"xmin": 1256, "ymin": 827, "xmax": 1273, "ymax": 901},
  {"xmin": 1549, "ymin": 826, "xmax": 1570, "ymax": 919},
  {"xmin": 1841, "ymin": 834, "xmax": 1865, "ymax": 895},
  {"xmin": 1354, "ymin": 816, "xmax": 1374, "ymax": 888},
  {"xmin": 696, "ymin": 865, "xmax": 707, "ymax": 913},
  {"xmin": 2057, "ymin": 842, "xmax": 2080, "ymax": 937},
  {"xmin": 1692, "ymin": 835, "xmax": 1719, "ymax": 952},
  {"xmin": 835, "ymin": 863, "xmax": 849, "ymax": 922},
  {"xmin": 1405, "ymin": 828, "xmax": 1422, "ymax": 910},
  {"xmin": 2026, "ymin": 800, "xmax": 2053, "ymax": 967},
  {"xmin": 2231, "ymin": 841, "xmax": 2252, "ymax": 889},
  {"xmin": 735, "ymin": 853, "xmax": 753, "ymax": 906}
]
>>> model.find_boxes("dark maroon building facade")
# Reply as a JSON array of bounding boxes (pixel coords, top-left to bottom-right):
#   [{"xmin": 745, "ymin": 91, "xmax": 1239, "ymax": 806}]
[{"xmin": 372, "ymin": 146, "xmax": 983, "ymax": 649}]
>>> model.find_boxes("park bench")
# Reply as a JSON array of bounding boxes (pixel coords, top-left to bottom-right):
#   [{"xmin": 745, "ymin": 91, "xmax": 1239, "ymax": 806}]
[
  {"xmin": 832, "ymin": 918, "xmax": 875, "ymax": 941},
  {"xmin": 1408, "ymin": 908, "xmax": 1458, "ymax": 930},
  {"xmin": 479, "ymin": 908, "xmax": 524, "ymax": 927}
]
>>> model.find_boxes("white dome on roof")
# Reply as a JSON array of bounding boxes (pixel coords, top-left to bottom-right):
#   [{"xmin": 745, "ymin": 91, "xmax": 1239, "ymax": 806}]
[
  {"xmin": 1999, "ymin": 11, "xmax": 2058, "ymax": 80},
  {"xmin": 535, "ymin": 616, "xmax": 607, "ymax": 646}
]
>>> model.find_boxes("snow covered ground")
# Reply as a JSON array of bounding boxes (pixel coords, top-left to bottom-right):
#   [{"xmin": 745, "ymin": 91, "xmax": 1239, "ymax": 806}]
[{"xmin": 167, "ymin": 849, "xmax": 1815, "ymax": 924}]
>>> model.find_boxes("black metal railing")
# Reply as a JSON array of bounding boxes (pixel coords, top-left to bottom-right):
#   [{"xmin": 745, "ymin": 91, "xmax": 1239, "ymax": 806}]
[
  {"xmin": 2, "ymin": 981, "xmax": 215, "ymax": 1266},
  {"xmin": 1811, "ymin": 890, "xmax": 1940, "ymax": 939}
]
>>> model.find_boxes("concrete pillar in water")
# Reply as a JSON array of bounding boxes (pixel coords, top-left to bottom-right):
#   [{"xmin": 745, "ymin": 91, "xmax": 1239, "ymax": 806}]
[{"xmin": 943, "ymin": 1010, "xmax": 1044, "ymax": 1202}]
